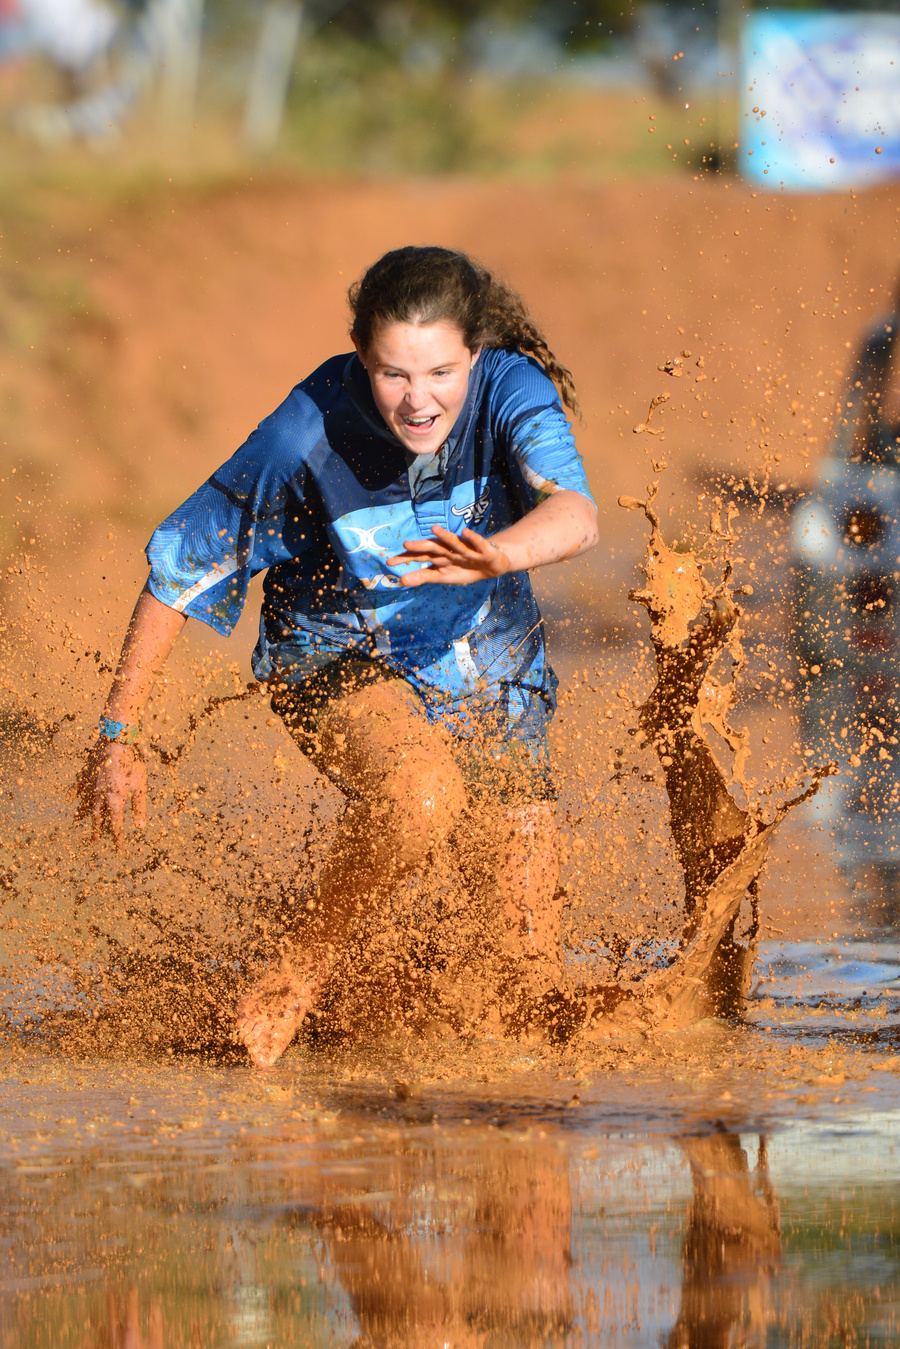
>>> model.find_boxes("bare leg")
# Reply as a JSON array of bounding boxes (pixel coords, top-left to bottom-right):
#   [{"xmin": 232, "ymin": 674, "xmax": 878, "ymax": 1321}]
[
  {"xmin": 452, "ymin": 799, "xmax": 562, "ymax": 1024},
  {"xmin": 236, "ymin": 680, "xmax": 466, "ymax": 1065},
  {"xmin": 494, "ymin": 803, "xmax": 562, "ymax": 991}
]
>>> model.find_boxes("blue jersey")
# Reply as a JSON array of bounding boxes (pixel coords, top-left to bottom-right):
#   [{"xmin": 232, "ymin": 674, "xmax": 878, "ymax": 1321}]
[{"xmin": 146, "ymin": 347, "xmax": 594, "ymax": 742}]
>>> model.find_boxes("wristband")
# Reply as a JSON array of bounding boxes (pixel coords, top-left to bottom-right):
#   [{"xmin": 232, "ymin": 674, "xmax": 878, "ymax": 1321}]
[{"xmin": 98, "ymin": 716, "xmax": 141, "ymax": 745}]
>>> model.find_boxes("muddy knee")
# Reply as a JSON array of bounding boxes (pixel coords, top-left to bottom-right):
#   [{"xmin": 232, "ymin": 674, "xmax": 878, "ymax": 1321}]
[{"xmin": 375, "ymin": 755, "xmax": 466, "ymax": 870}]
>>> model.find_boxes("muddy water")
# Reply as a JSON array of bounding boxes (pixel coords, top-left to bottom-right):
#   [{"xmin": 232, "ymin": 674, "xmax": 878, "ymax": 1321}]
[
  {"xmin": 0, "ymin": 468, "xmax": 838, "ymax": 1052},
  {"xmin": 5, "ymin": 738, "xmax": 900, "ymax": 1349},
  {"xmin": 2, "ymin": 471, "xmax": 898, "ymax": 1343},
  {"xmin": 3, "ymin": 985, "xmax": 900, "ymax": 1349}
]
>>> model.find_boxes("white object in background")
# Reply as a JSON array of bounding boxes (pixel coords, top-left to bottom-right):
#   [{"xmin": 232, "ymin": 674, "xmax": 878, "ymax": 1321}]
[
  {"xmin": 157, "ymin": 0, "xmax": 203, "ymax": 128},
  {"xmin": 742, "ymin": 10, "xmax": 900, "ymax": 190},
  {"xmin": 12, "ymin": 0, "xmax": 204, "ymax": 142},
  {"xmin": 18, "ymin": 0, "xmax": 116, "ymax": 71},
  {"xmin": 242, "ymin": 0, "xmax": 303, "ymax": 152}
]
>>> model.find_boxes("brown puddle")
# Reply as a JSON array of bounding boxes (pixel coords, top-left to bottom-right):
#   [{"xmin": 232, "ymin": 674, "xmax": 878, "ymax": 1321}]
[{"xmin": 1, "ymin": 1044, "xmax": 900, "ymax": 1347}]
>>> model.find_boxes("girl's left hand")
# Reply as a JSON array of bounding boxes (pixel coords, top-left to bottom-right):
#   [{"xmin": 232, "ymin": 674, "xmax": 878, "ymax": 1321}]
[{"xmin": 388, "ymin": 525, "xmax": 511, "ymax": 587}]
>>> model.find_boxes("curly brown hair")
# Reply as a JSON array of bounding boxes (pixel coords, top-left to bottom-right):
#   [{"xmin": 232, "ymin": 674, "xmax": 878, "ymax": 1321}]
[{"xmin": 348, "ymin": 245, "xmax": 579, "ymax": 416}]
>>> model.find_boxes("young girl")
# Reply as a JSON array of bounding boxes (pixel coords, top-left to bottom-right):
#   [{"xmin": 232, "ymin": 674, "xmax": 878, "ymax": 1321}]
[{"xmin": 80, "ymin": 246, "xmax": 598, "ymax": 1066}]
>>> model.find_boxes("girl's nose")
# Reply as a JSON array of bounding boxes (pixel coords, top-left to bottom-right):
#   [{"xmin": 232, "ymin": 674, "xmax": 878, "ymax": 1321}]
[{"xmin": 403, "ymin": 379, "xmax": 430, "ymax": 410}]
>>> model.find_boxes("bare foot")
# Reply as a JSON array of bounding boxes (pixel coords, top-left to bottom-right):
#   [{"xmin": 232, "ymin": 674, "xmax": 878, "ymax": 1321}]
[{"xmin": 235, "ymin": 958, "xmax": 317, "ymax": 1067}]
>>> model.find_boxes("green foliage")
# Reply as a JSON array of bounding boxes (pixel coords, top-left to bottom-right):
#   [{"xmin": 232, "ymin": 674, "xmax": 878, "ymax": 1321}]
[
  {"xmin": 279, "ymin": 35, "xmax": 514, "ymax": 174},
  {"xmin": 205, "ymin": 0, "xmax": 638, "ymax": 57},
  {"xmin": 310, "ymin": 0, "xmax": 637, "ymax": 48}
]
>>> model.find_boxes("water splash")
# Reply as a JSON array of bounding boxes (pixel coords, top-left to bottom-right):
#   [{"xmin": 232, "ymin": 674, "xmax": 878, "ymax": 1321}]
[{"xmin": 546, "ymin": 481, "xmax": 835, "ymax": 1041}]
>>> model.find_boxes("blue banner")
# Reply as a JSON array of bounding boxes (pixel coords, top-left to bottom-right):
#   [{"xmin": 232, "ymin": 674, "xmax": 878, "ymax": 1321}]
[{"xmin": 742, "ymin": 11, "xmax": 900, "ymax": 189}]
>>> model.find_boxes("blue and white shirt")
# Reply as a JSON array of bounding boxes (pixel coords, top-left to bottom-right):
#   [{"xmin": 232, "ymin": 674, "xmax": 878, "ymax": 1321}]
[{"xmin": 146, "ymin": 347, "xmax": 594, "ymax": 742}]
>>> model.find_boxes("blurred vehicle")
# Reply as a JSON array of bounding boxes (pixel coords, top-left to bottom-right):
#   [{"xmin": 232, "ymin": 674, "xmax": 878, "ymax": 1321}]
[{"xmin": 792, "ymin": 305, "xmax": 900, "ymax": 907}]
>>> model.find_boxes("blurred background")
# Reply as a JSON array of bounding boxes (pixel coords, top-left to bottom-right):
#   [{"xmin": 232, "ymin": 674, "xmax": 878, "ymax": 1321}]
[{"xmin": 4, "ymin": 0, "xmax": 900, "ymax": 921}]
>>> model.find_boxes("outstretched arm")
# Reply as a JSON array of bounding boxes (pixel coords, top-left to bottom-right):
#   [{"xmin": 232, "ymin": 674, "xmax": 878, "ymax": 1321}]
[
  {"xmin": 388, "ymin": 489, "xmax": 598, "ymax": 587},
  {"xmin": 76, "ymin": 584, "xmax": 186, "ymax": 847}
]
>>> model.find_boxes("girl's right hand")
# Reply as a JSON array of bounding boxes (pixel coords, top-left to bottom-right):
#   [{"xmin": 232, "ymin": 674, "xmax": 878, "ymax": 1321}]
[{"xmin": 75, "ymin": 741, "xmax": 148, "ymax": 849}]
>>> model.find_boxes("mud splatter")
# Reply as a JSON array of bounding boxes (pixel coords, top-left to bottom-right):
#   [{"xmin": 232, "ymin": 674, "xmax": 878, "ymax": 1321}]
[
  {"xmin": 544, "ymin": 481, "xmax": 835, "ymax": 1041},
  {"xmin": 632, "ymin": 392, "xmax": 670, "ymax": 437},
  {"xmin": 0, "ymin": 492, "xmax": 835, "ymax": 1061}
]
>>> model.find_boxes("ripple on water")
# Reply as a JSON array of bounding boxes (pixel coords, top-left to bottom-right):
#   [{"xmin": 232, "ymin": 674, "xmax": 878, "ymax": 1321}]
[{"xmin": 1, "ymin": 1055, "xmax": 899, "ymax": 1349}]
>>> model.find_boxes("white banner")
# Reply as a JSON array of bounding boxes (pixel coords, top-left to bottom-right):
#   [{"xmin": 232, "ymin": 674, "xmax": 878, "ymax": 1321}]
[{"xmin": 742, "ymin": 10, "xmax": 900, "ymax": 190}]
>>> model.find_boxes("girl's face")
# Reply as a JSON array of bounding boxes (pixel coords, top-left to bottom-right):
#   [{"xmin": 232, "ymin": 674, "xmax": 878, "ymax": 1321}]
[{"xmin": 355, "ymin": 319, "xmax": 479, "ymax": 456}]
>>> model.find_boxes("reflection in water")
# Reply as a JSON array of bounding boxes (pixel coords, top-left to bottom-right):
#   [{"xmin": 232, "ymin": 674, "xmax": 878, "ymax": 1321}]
[
  {"xmin": 667, "ymin": 1135, "xmax": 780, "ymax": 1349},
  {"xmin": 1, "ymin": 1108, "xmax": 897, "ymax": 1348},
  {"xmin": 92, "ymin": 1290, "xmax": 164, "ymax": 1349},
  {"xmin": 314, "ymin": 1133, "xmax": 779, "ymax": 1349},
  {"xmin": 316, "ymin": 1139, "xmax": 572, "ymax": 1348}
]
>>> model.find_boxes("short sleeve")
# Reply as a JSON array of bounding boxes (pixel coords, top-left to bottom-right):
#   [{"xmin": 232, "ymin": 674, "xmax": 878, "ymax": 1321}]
[
  {"xmin": 489, "ymin": 354, "xmax": 595, "ymax": 510},
  {"xmin": 145, "ymin": 390, "xmax": 315, "ymax": 635}
]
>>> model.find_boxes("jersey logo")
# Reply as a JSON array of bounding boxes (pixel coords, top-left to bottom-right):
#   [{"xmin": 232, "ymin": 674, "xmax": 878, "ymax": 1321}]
[
  {"xmin": 360, "ymin": 574, "xmax": 402, "ymax": 590},
  {"xmin": 451, "ymin": 485, "xmax": 491, "ymax": 527},
  {"xmin": 339, "ymin": 522, "xmax": 394, "ymax": 554}
]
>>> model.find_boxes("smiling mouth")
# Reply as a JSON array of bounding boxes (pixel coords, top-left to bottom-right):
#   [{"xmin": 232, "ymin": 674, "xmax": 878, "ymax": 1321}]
[{"xmin": 402, "ymin": 414, "xmax": 439, "ymax": 431}]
